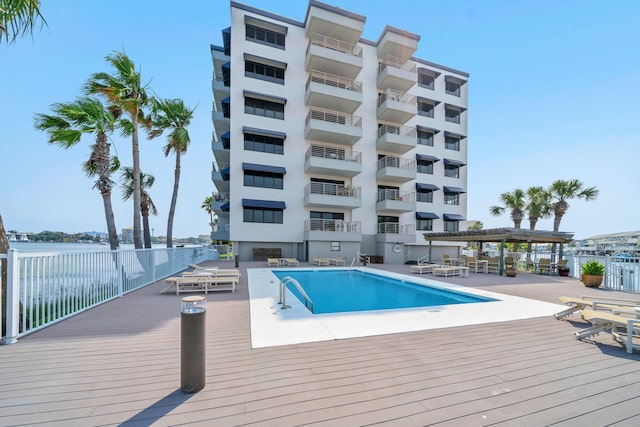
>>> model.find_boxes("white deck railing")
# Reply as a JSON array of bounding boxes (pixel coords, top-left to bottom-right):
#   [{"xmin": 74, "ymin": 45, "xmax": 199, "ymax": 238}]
[
  {"xmin": 305, "ymin": 145, "xmax": 361, "ymax": 163},
  {"xmin": 309, "ymin": 33, "xmax": 362, "ymax": 57},
  {"xmin": 306, "ymin": 107, "xmax": 362, "ymax": 128},
  {"xmin": 307, "ymin": 70, "xmax": 362, "ymax": 92},
  {"xmin": 1, "ymin": 246, "xmax": 213, "ymax": 344}
]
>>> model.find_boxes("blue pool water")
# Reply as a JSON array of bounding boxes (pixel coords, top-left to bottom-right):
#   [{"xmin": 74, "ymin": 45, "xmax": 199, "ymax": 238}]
[{"xmin": 273, "ymin": 270, "xmax": 496, "ymax": 314}]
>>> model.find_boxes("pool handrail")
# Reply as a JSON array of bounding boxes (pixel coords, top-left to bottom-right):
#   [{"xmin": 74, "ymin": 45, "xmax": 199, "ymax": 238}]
[
  {"xmin": 279, "ymin": 276, "xmax": 314, "ymax": 313},
  {"xmin": 351, "ymin": 252, "xmax": 370, "ymax": 267}
]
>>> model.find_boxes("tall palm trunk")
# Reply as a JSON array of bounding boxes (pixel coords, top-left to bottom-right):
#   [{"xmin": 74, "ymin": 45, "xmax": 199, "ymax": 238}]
[
  {"xmin": 166, "ymin": 152, "xmax": 181, "ymax": 248},
  {"xmin": 131, "ymin": 114, "xmax": 142, "ymax": 249},
  {"xmin": 141, "ymin": 196, "xmax": 152, "ymax": 248},
  {"xmin": 92, "ymin": 132, "xmax": 119, "ymax": 250},
  {"xmin": 1, "ymin": 213, "xmax": 8, "ymax": 336}
]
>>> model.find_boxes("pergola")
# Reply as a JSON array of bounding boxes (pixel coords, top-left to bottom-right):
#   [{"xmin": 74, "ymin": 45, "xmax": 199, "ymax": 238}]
[{"xmin": 422, "ymin": 228, "xmax": 575, "ymax": 274}]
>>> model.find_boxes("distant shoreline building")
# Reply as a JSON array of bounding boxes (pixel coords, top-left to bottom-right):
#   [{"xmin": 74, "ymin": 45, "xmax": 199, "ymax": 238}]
[
  {"xmin": 576, "ymin": 231, "xmax": 640, "ymax": 256},
  {"xmin": 210, "ymin": 0, "xmax": 469, "ymax": 263}
]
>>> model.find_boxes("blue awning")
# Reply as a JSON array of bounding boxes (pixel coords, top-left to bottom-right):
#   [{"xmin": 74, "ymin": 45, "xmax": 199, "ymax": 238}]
[
  {"xmin": 221, "ymin": 61, "xmax": 231, "ymax": 69},
  {"xmin": 416, "ymin": 183, "xmax": 439, "ymax": 191},
  {"xmin": 416, "ymin": 125, "xmax": 441, "ymax": 134},
  {"xmin": 220, "ymin": 131, "xmax": 230, "ymax": 141},
  {"xmin": 443, "ymin": 214, "xmax": 466, "ymax": 221},
  {"xmin": 221, "ymin": 96, "xmax": 230, "ymax": 104},
  {"xmin": 444, "ymin": 159, "xmax": 466, "ymax": 167},
  {"xmin": 444, "ymin": 130, "xmax": 467, "ymax": 139},
  {"xmin": 416, "ymin": 154, "xmax": 440, "ymax": 162},
  {"xmin": 242, "ymin": 199, "xmax": 286, "ymax": 209},
  {"xmin": 242, "ymin": 126, "xmax": 287, "ymax": 139},
  {"xmin": 416, "ymin": 212, "xmax": 439, "ymax": 220},
  {"xmin": 220, "ymin": 202, "xmax": 229, "ymax": 212},
  {"xmin": 443, "ymin": 186, "xmax": 466, "ymax": 193},
  {"xmin": 243, "ymin": 90, "xmax": 287, "ymax": 104},
  {"xmin": 242, "ymin": 162, "xmax": 286, "ymax": 175}
]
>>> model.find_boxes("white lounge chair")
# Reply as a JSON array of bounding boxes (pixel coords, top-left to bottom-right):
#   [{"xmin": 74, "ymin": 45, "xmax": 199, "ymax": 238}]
[
  {"xmin": 553, "ymin": 296, "xmax": 640, "ymax": 320},
  {"xmin": 329, "ymin": 258, "xmax": 345, "ymax": 266},
  {"xmin": 576, "ymin": 309, "xmax": 640, "ymax": 354},
  {"xmin": 313, "ymin": 258, "xmax": 330, "ymax": 266}
]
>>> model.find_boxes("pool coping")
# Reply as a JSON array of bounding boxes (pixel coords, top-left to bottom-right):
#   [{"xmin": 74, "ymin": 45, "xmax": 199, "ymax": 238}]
[{"xmin": 248, "ymin": 267, "xmax": 566, "ymax": 348}]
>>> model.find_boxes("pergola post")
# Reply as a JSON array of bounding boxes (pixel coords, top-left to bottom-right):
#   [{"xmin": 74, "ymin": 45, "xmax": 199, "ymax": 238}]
[{"xmin": 499, "ymin": 240, "xmax": 505, "ymax": 275}]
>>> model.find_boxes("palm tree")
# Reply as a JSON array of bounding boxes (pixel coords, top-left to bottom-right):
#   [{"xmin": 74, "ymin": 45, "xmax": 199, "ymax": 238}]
[
  {"xmin": 548, "ymin": 179, "xmax": 598, "ymax": 258},
  {"xmin": 489, "ymin": 189, "xmax": 526, "ymax": 229},
  {"xmin": 34, "ymin": 97, "xmax": 121, "ymax": 250},
  {"xmin": 85, "ymin": 51, "xmax": 150, "ymax": 249},
  {"xmin": 148, "ymin": 98, "xmax": 195, "ymax": 248},
  {"xmin": 525, "ymin": 186, "xmax": 553, "ymax": 231},
  {"xmin": 549, "ymin": 179, "xmax": 599, "ymax": 232},
  {"xmin": 120, "ymin": 167, "xmax": 157, "ymax": 249},
  {"xmin": 202, "ymin": 195, "xmax": 216, "ymax": 232},
  {"xmin": 0, "ymin": 0, "xmax": 47, "ymax": 43}
]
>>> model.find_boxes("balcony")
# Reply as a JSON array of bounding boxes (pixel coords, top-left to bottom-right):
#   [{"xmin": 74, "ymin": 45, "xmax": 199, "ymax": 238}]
[
  {"xmin": 304, "ymin": 108, "xmax": 362, "ymax": 145},
  {"xmin": 376, "ymin": 156, "xmax": 416, "ymax": 183},
  {"xmin": 376, "ymin": 26, "xmax": 419, "ymax": 65},
  {"xmin": 376, "ymin": 89, "xmax": 416, "ymax": 124},
  {"xmin": 212, "ymin": 109, "xmax": 230, "ymax": 137},
  {"xmin": 304, "ymin": 219, "xmax": 362, "ymax": 242},
  {"xmin": 211, "ymin": 131, "xmax": 230, "ymax": 164},
  {"xmin": 376, "ymin": 222, "xmax": 417, "ymax": 243},
  {"xmin": 304, "ymin": 145, "xmax": 362, "ymax": 177},
  {"xmin": 304, "ymin": 182, "xmax": 361, "ymax": 209},
  {"xmin": 377, "ymin": 56, "xmax": 417, "ymax": 92},
  {"xmin": 211, "ymin": 162, "xmax": 230, "ymax": 193},
  {"xmin": 375, "ymin": 189, "xmax": 416, "ymax": 213},
  {"xmin": 306, "ymin": 33, "xmax": 363, "ymax": 79},
  {"xmin": 210, "ymin": 192, "xmax": 230, "ymax": 212},
  {"xmin": 376, "ymin": 124, "xmax": 416, "ymax": 154},
  {"xmin": 212, "ymin": 70, "xmax": 230, "ymax": 101},
  {"xmin": 305, "ymin": 70, "xmax": 362, "ymax": 113},
  {"xmin": 211, "ymin": 223, "xmax": 230, "ymax": 242},
  {"xmin": 305, "ymin": 3, "xmax": 364, "ymax": 45}
]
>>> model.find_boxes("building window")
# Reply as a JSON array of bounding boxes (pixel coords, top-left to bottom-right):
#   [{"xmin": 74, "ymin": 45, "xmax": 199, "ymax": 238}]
[
  {"xmin": 246, "ymin": 24, "xmax": 285, "ymax": 49},
  {"xmin": 417, "ymin": 219, "xmax": 433, "ymax": 231},
  {"xmin": 245, "ymin": 96, "xmax": 284, "ymax": 120},
  {"xmin": 445, "ymin": 135, "xmax": 460, "ymax": 151},
  {"xmin": 446, "ymin": 80, "xmax": 461, "ymax": 96},
  {"xmin": 243, "ymin": 207, "xmax": 284, "ymax": 224},
  {"xmin": 331, "ymin": 241, "xmax": 340, "ymax": 251},
  {"xmin": 445, "ymin": 106, "xmax": 461, "ymax": 124},
  {"xmin": 244, "ymin": 133, "xmax": 284, "ymax": 155},
  {"xmin": 417, "ymin": 159, "xmax": 434, "ymax": 174},
  {"xmin": 444, "ymin": 164, "xmax": 460, "ymax": 178},
  {"xmin": 417, "ymin": 129, "xmax": 434, "ymax": 146},
  {"xmin": 245, "ymin": 60, "xmax": 285, "ymax": 85},
  {"xmin": 417, "ymin": 189, "xmax": 433, "ymax": 203},
  {"xmin": 444, "ymin": 192, "xmax": 460, "ymax": 205},
  {"xmin": 418, "ymin": 72, "xmax": 435, "ymax": 90},
  {"xmin": 244, "ymin": 170, "xmax": 284, "ymax": 189},
  {"xmin": 444, "ymin": 220, "xmax": 459, "ymax": 232},
  {"xmin": 417, "ymin": 99, "xmax": 435, "ymax": 118}
]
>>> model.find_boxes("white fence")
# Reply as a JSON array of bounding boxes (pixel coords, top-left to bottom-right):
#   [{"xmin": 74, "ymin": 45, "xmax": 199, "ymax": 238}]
[{"xmin": 1, "ymin": 246, "xmax": 214, "ymax": 344}]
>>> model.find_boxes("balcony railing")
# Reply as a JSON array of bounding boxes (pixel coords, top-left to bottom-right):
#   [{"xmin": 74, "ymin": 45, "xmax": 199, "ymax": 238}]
[
  {"xmin": 306, "ymin": 108, "xmax": 362, "ymax": 128},
  {"xmin": 304, "ymin": 219, "xmax": 361, "ymax": 233},
  {"xmin": 306, "ymin": 182, "xmax": 361, "ymax": 198},
  {"xmin": 377, "ymin": 123, "xmax": 417, "ymax": 139},
  {"xmin": 305, "ymin": 145, "xmax": 361, "ymax": 162},
  {"xmin": 309, "ymin": 32, "xmax": 362, "ymax": 57},
  {"xmin": 378, "ymin": 55, "xmax": 417, "ymax": 72},
  {"xmin": 377, "ymin": 222, "xmax": 416, "ymax": 235},
  {"xmin": 377, "ymin": 189, "xmax": 416, "ymax": 203},
  {"xmin": 307, "ymin": 70, "xmax": 362, "ymax": 92},
  {"xmin": 211, "ymin": 192, "xmax": 230, "ymax": 202},
  {"xmin": 377, "ymin": 89, "xmax": 417, "ymax": 107},
  {"xmin": 377, "ymin": 156, "xmax": 416, "ymax": 171}
]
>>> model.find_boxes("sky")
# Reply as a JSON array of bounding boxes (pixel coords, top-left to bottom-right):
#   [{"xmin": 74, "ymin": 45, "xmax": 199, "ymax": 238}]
[{"xmin": 1, "ymin": 0, "xmax": 639, "ymax": 240}]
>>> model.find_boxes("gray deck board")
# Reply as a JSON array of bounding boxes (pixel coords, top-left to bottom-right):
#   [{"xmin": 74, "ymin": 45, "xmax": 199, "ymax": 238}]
[{"xmin": 1, "ymin": 261, "xmax": 639, "ymax": 426}]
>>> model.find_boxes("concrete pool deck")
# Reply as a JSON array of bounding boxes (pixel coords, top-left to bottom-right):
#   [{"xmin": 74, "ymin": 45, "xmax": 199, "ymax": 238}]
[{"xmin": 249, "ymin": 267, "xmax": 566, "ymax": 348}]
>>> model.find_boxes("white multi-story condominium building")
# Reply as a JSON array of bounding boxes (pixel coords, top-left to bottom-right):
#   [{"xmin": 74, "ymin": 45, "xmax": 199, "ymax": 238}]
[{"xmin": 210, "ymin": 0, "xmax": 469, "ymax": 263}]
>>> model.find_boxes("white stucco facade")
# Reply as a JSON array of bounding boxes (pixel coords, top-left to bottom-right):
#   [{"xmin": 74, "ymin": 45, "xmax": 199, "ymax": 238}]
[{"xmin": 211, "ymin": 1, "xmax": 469, "ymax": 263}]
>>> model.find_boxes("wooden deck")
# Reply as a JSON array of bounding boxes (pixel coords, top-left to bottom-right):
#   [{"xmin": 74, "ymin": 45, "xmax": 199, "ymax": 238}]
[{"xmin": 1, "ymin": 261, "xmax": 639, "ymax": 426}]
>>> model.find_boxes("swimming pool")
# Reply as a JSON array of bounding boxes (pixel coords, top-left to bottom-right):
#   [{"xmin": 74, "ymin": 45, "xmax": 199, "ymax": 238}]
[{"xmin": 273, "ymin": 270, "xmax": 496, "ymax": 314}]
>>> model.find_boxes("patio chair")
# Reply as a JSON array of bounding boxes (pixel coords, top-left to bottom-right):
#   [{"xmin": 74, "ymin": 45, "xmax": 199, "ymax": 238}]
[
  {"xmin": 466, "ymin": 256, "xmax": 482, "ymax": 273},
  {"xmin": 313, "ymin": 258, "xmax": 330, "ymax": 266},
  {"xmin": 576, "ymin": 309, "xmax": 640, "ymax": 354},
  {"xmin": 267, "ymin": 258, "xmax": 280, "ymax": 267},
  {"xmin": 410, "ymin": 263, "xmax": 439, "ymax": 274},
  {"xmin": 504, "ymin": 257, "xmax": 515, "ymax": 269},
  {"xmin": 553, "ymin": 296, "xmax": 640, "ymax": 320},
  {"xmin": 441, "ymin": 254, "xmax": 451, "ymax": 265},
  {"xmin": 535, "ymin": 258, "xmax": 552, "ymax": 274},
  {"xmin": 330, "ymin": 258, "xmax": 345, "ymax": 266},
  {"xmin": 486, "ymin": 257, "xmax": 499, "ymax": 274},
  {"xmin": 285, "ymin": 258, "xmax": 299, "ymax": 266}
]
